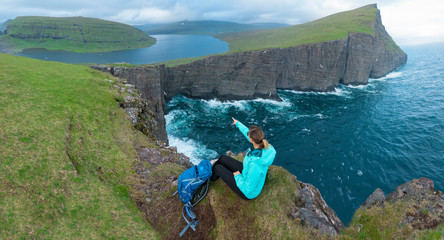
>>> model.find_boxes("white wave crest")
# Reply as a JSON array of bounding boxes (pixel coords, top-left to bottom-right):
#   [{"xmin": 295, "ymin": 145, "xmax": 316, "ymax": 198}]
[
  {"xmin": 253, "ymin": 98, "xmax": 292, "ymax": 107},
  {"xmin": 168, "ymin": 135, "xmax": 218, "ymax": 165},
  {"xmin": 345, "ymin": 84, "xmax": 370, "ymax": 89},
  {"xmin": 370, "ymin": 71, "xmax": 403, "ymax": 82},
  {"xmin": 202, "ymin": 98, "xmax": 250, "ymax": 111},
  {"xmin": 283, "ymin": 87, "xmax": 351, "ymax": 97}
]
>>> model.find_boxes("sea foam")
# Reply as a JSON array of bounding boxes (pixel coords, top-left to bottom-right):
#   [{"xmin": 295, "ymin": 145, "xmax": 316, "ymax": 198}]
[{"xmin": 168, "ymin": 135, "xmax": 218, "ymax": 165}]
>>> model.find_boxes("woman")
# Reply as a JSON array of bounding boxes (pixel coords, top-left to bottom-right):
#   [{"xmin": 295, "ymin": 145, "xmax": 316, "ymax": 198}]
[{"xmin": 210, "ymin": 117, "xmax": 276, "ymax": 200}]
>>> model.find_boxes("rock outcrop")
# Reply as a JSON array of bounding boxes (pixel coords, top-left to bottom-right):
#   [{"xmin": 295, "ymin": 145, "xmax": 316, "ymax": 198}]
[
  {"xmin": 94, "ymin": 66, "xmax": 169, "ymax": 143},
  {"xmin": 383, "ymin": 178, "xmax": 443, "ymax": 230},
  {"xmin": 105, "ymin": 74, "xmax": 168, "ymax": 144},
  {"xmin": 292, "ymin": 181, "xmax": 344, "ymax": 235}
]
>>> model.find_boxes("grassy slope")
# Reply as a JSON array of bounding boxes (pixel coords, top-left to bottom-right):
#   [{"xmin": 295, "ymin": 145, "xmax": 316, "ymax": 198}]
[
  {"xmin": 0, "ymin": 54, "xmax": 159, "ymax": 239},
  {"xmin": 0, "ymin": 16, "xmax": 156, "ymax": 53},
  {"xmin": 218, "ymin": 4, "xmax": 377, "ymax": 53}
]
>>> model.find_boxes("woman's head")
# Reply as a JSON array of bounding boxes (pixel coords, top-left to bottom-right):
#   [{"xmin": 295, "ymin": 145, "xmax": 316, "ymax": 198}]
[{"xmin": 248, "ymin": 125, "xmax": 269, "ymax": 149}]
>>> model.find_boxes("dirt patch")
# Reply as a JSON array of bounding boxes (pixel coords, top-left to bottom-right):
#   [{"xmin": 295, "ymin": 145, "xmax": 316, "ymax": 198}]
[
  {"xmin": 130, "ymin": 144, "xmax": 216, "ymax": 239},
  {"xmin": 145, "ymin": 195, "xmax": 216, "ymax": 240}
]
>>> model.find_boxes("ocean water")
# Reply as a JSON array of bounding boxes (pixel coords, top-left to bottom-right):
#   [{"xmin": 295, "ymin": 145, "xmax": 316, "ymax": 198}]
[{"xmin": 165, "ymin": 43, "xmax": 444, "ymax": 224}]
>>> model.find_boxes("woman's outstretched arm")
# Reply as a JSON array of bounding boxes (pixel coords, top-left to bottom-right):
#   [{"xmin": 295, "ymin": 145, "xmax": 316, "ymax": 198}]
[{"xmin": 232, "ymin": 117, "xmax": 250, "ymax": 142}]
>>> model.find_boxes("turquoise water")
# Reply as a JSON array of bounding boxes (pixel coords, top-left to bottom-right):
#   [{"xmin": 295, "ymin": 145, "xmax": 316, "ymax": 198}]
[
  {"xmin": 15, "ymin": 35, "xmax": 228, "ymax": 64},
  {"xmin": 165, "ymin": 43, "xmax": 444, "ymax": 224}
]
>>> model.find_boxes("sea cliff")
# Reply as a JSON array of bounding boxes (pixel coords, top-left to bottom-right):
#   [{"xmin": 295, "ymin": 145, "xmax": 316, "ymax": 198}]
[{"xmin": 92, "ymin": 6, "xmax": 407, "ymax": 143}]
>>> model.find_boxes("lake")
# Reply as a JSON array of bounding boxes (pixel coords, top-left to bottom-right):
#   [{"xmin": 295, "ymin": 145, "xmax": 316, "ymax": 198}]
[{"xmin": 15, "ymin": 35, "xmax": 229, "ymax": 65}]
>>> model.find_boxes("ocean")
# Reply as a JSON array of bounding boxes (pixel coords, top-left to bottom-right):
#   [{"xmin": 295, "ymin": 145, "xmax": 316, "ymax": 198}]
[{"xmin": 165, "ymin": 43, "xmax": 444, "ymax": 224}]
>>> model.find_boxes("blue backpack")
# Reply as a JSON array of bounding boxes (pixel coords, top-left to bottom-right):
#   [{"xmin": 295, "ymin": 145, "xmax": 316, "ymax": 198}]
[{"xmin": 176, "ymin": 160, "xmax": 212, "ymax": 237}]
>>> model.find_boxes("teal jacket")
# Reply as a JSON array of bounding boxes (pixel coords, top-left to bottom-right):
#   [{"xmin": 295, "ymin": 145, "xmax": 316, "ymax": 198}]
[{"xmin": 234, "ymin": 121, "xmax": 276, "ymax": 199}]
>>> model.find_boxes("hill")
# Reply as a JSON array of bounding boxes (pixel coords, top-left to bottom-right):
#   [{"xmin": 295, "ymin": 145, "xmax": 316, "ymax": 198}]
[
  {"xmin": 0, "ymin": 16, "xmax": 156, "ymax": 53},
  {"xmin": 0, "ymin": 53, "xmax": 160, "ymax": 239},
  {"xmin": 218, "ymin": 4, "xmax": 385, "ymax": 52},
  {"xmin": 139, "ymin": 20, "xmax": 288, "ymax": 35}
]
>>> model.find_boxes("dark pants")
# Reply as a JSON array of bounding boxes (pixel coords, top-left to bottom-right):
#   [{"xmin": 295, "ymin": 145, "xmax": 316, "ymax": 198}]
[{"xmin": 210, "ymin": 155, "xmax": 249, "ymax": 200}]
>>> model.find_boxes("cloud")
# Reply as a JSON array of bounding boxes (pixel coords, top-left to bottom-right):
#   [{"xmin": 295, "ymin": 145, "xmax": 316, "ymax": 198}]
[
  {"xmin": 1, "ymin": 0, "xmax": 443, "ymax": 45},
  {"xmin": 380, "ymin": 0, "xmax": 444, "ymax": 45}
]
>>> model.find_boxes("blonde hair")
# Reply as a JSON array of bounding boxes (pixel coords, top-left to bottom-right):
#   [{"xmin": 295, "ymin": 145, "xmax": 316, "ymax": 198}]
[{"xmin": 248, "ymin": 125, "xmax": 269, "ymax": 149}]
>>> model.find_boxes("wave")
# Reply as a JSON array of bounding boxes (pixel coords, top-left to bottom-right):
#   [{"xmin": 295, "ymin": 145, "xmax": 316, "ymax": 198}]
[
  {"xmin": 201, "ymin": 98, "xmax": 252, "ymax": 111},
  {"xmin": 282, "ymin": 87, "xmax": 351, "ymax": 97},
  {"xmin": 167, "ymin": 135, "xmax": 218, "ymax": 165},
  {"xmin": 370, "ymin": 71, "xmax": 403, "ymax": 82}
]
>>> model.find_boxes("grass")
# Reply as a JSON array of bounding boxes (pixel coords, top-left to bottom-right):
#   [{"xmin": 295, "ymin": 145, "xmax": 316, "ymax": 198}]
[
  {"xmin": 0, "ymin": 16, "xmax": 156, "ymax": 53},
  {"xmin": 217, "ymin": 4, "xmax": 378, "ymax": 53},
  {"xmin": 0, "ymin": 53, "xmax": 159, "ymax": 239},
  {"xmin": 340, "ymin": 202, "xmax": 444, "ymax": 240},
  {"xmin": 208, "ymin": 153, "xmax": 325, "ymax": 239}
]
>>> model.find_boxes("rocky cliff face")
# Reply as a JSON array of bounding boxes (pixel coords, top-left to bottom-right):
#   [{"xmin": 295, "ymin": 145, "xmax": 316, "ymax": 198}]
[
  {"xmin": 92, "ymin": 65, "xmax": 169, "ymax": 143},
  {"xmin": 93, "ymin": 6, "xmax": 406, "ymax": 101}
]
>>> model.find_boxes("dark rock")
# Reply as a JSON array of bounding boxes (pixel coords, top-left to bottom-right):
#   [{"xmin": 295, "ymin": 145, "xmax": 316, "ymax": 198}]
[
  {"xmin": 363, "ymin": 188, "xmax": 385, "ymax": 208},
  {"xmin": 382, "ymin": 178, "xmax": 444, "ymax": 230},
  {"xmin": 92, "ymin": 65, "xmax": 168, "ymax": 143},
  {"xmin": 292, "ymin": 181, "xmax": 344, "ymax": 235},
  {"xmin": 386, "ymin": 177, "xmax": 436, "ymax": 202}
]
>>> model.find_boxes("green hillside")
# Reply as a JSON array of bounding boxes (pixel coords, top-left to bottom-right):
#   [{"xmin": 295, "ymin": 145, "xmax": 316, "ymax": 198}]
[
  {"xmin": 0, "ymin": 16, "xmax": 156, "ymax": 53},
  {"xmin": 140, "ymin": 20, "xmax": 288, "ymax": 35},
  {"xmin": 218, "ymin": 4, "xmax": 378, "ymax": 52},
  {"xmin": 0, "ymin": 53, "xmax": 159, "ymax": 239}
]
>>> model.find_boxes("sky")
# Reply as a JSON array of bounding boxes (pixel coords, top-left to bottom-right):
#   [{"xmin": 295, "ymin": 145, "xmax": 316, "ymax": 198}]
[{"xmin": 1, "ymin": 0, "xmax": 443, "ymax": 45}]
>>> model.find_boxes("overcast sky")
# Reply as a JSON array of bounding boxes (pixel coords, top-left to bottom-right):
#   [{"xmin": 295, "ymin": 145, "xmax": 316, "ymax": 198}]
[{"xmin": 1, "ymin": 0, "xmax": 443, "ymax": 45}]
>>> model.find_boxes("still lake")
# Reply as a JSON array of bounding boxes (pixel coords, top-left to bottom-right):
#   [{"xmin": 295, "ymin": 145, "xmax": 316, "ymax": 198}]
[{"xmin": 15, "ymin": 35, "xmax": 228, "ymax": 64}]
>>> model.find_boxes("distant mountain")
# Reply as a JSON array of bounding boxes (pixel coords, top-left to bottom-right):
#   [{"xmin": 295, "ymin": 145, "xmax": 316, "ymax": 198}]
[
  {"xmin": 0, "ymin": 19, "xmax": 12, "ymax": 34},
  {"xmin": 0, "ymin": 16, "xmax": 155, "ymax": 53},
  {"xmin": 138, "ymin": 20, "xmax": 288, "ymax": 35}
]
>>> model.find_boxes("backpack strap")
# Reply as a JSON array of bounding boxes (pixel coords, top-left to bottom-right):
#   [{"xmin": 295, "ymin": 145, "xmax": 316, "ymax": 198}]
[
  {"xmin": 179, "ymin": 180, "xmax": 210, "ymax": 237},
  {"xmin": 180, "ymin": 202, "xmax": 200, "ymax": 237}
]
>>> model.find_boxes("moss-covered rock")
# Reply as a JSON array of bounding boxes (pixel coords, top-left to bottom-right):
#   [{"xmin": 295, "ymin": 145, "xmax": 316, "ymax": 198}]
[{"xmin": 343, "ymin": 178, "xmax": 444, "ymax": 239}]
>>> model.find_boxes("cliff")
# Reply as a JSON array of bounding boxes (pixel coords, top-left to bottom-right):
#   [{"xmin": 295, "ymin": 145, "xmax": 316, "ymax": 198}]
[{"xmin": 93, "ymin": 5, "xmax": 406, "ymax": 99}]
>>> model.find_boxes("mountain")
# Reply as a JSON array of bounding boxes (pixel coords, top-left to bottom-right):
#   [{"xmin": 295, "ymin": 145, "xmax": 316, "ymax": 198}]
[
  {"xmin": 138, "ymin": 20, "xmax": 288, "ymax": 35},
  {"xmin": 0, "ymin": 19, "xmax": 12, "ymax": 33},
  {"xmin": 0, "ymin": 16, "xmax": 156, "ymax": 53}
]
